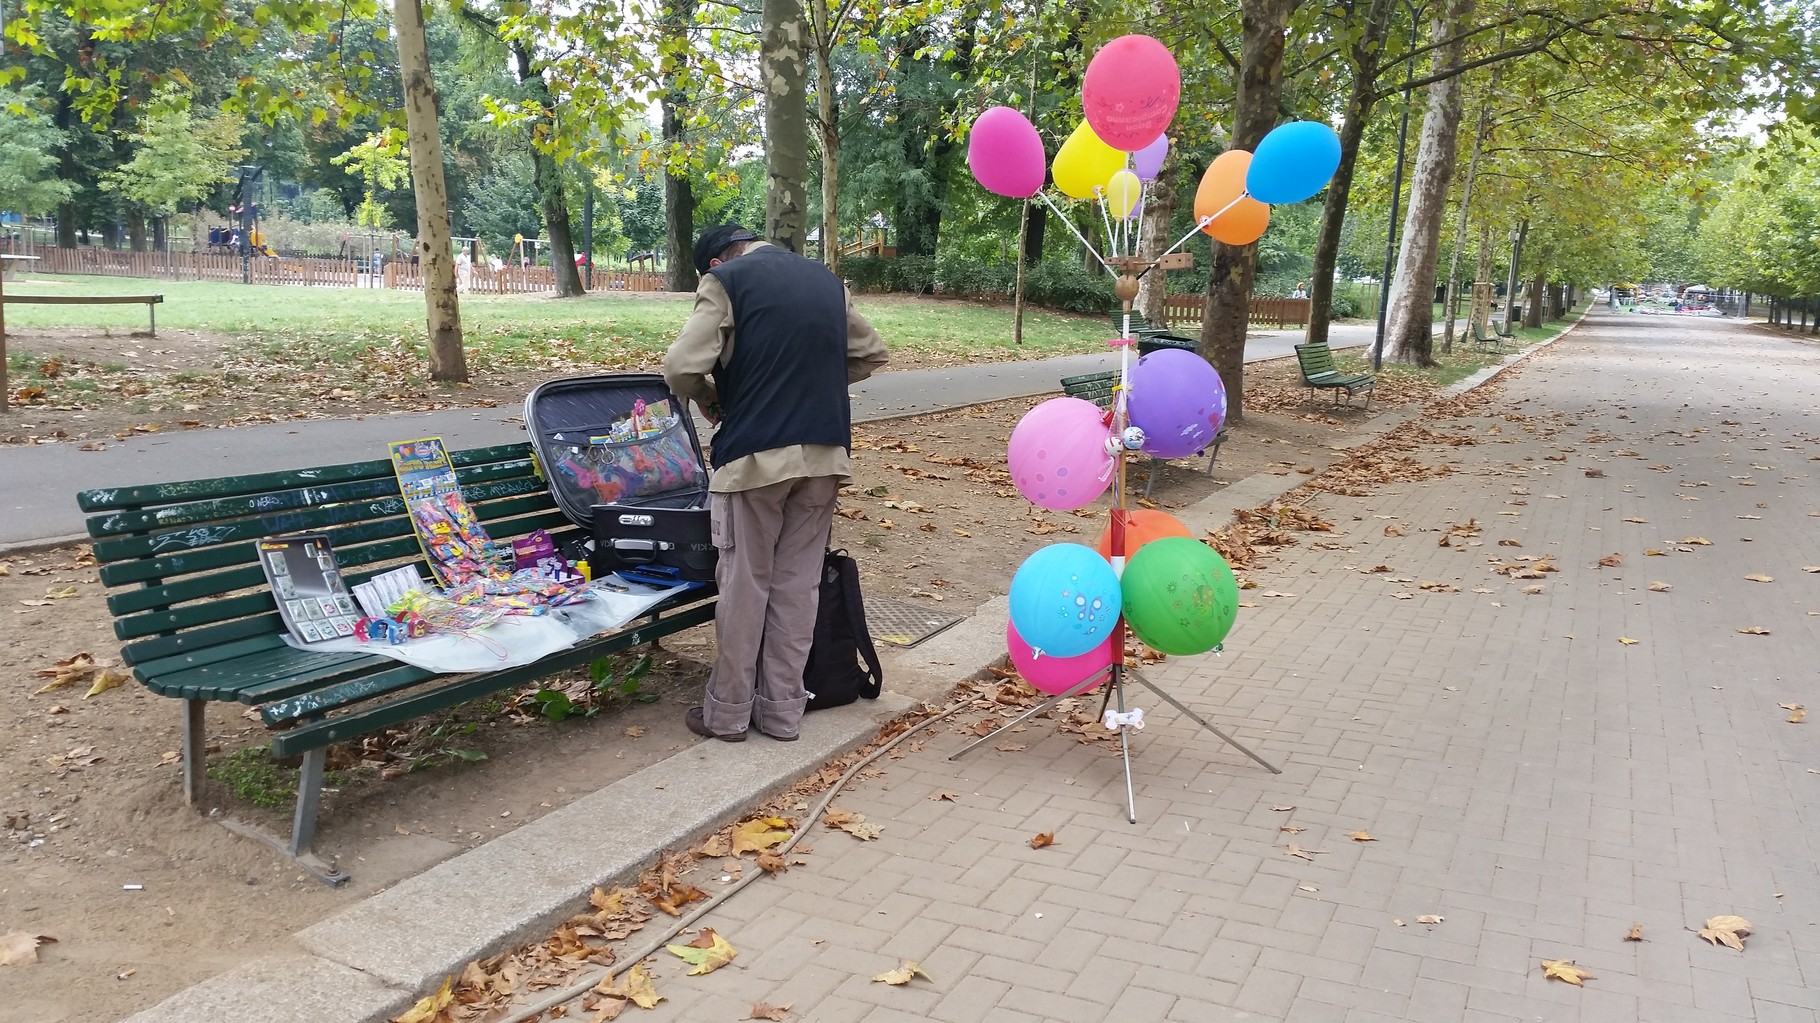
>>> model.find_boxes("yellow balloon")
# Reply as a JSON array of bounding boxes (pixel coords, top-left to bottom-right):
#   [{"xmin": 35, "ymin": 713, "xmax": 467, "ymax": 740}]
[
  {"xmin": 1053, "ymin": 121, "xmax": 1125, "ymax": 200},
  {"xmin": 1105, "ymin": 169, "xmax": 1142, "ymax": 219}
]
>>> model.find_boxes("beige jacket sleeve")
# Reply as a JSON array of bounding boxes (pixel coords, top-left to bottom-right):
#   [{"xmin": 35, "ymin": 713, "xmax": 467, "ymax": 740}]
[
  {"xmin": 846, "ymin": 294, "xmax": 889, "ymax": 383},
  {"xmin": 662, "ymin": 275, "xmax": 733, "ymax": 409}
]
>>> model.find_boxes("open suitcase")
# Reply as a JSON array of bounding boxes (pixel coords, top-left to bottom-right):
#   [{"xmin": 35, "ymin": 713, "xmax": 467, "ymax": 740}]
[{"xmin": 524, "ymin": 374, "xmax": 717, "ymax": 583}]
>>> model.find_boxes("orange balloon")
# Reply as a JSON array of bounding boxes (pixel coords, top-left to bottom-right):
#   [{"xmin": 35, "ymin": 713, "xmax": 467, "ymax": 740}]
[
  {"xmin": 1095, "ymin": 508, "xmax": 1193, "ymax": 559},
  {"xmin": 1195, "ymin": 150, "xmax": 1271, "ymax": 245}
]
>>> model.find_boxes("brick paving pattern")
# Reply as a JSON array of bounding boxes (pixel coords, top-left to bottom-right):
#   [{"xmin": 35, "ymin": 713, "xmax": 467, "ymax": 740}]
[{"xmin": 625, "ymin": 310, "xmax": 1820, "ymax": 1022}]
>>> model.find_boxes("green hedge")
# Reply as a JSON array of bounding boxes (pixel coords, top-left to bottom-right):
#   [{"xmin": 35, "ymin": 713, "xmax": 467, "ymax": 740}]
[{"xmin": 842, "ymin": 255, "xmax": 1114, "ymax": 314}]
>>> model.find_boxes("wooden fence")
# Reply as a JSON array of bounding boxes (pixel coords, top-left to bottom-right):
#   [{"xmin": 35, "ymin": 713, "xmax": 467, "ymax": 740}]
[
  {"xmin": 1161, "ymin": 293, "xmax": 1311, "ymax": 330},
  {"xmin": 22, "ymin": 246, "xmax": 667, "ymax": 294}
]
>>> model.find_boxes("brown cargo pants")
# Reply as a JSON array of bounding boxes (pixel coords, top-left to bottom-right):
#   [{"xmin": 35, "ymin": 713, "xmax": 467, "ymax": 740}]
[{"xmin": 701, "ymin": 475, "xmax": 841, "ymax": 738}]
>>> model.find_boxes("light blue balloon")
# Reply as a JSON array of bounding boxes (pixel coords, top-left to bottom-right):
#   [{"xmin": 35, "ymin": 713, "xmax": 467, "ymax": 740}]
[
  {"xmin": 1008, "ymin": 543, "xmax": 1122, "ymax": 659},
  {"xmin": 1246, "ymin": 121, "xmax": 1341, "ymax": 204}
]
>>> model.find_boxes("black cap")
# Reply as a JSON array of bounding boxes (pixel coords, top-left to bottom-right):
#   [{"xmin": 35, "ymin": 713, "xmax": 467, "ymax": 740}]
[{"xmin": 693, "ymin": 224, "xmax": 758, "ymax": 275}]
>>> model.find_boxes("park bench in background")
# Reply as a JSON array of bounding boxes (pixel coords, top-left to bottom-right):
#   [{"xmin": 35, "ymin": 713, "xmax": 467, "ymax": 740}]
[
  {"xmin": 1472, "ymin": 319, "xmax": 1504, "ymax": 352},
  {"xmin": 1, "ymin": 292, "xmax": 163, "ymax": 335},
  {"xmin": 77, "ymin": 442, "xmax": 717, "ymax": 885},
  {"xmin": 1294, "ymin": 341, "xmax": 1375, "ymax": 408},
  {"xmin": 1060, "ymin": 369, "xmax": 1227, "ymax": 498}
]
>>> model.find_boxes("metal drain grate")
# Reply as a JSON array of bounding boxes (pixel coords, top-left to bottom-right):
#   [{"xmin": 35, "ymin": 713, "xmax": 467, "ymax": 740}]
[{"xmin": 864, "ymin": 596, "xmax": 968, "ymax": 648}]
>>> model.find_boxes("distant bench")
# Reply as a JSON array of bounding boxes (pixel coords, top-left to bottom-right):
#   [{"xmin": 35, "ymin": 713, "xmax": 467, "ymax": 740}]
[
  {"xmin": 1, "ymin": 292, "xmax": 164, "ymax": 335},
  {"xmin": 1294, "ymin": 341, "xmax": 1374, "ymax": 408},
  {"xmin": 1060, "ymin": 369, "xmax": 1228, "ymax": 498}
]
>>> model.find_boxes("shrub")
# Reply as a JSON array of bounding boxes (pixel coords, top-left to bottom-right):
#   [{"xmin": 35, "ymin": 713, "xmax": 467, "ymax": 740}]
[{"xmin": 841, "ymin": 256, "xmax": 890, "ymax": 292}]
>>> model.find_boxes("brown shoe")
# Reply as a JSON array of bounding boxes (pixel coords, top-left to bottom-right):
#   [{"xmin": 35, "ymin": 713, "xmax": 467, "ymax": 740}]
[
  {"xmin": 752, "ymin": 724, "xmax": 799, "ymax": 742},
  {"xmin": 686, "ymin": 706, "xmax": 746, "ymax": 742}
]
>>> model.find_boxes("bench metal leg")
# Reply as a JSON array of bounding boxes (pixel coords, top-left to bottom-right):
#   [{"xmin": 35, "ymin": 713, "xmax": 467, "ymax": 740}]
[
  {"xmin": 182, "ymin": 699, "xmax": 204, "ymax": 804},
  {"xmin": 290, "ymin": 748, "xmax": 327, "ymax": 856},
  {"xmin": 1144, "ymin": 457, "xmax": 1163, "ymax": 498},
  {"xmin": 148, "ymin": 303, "xmax": 156, "ymax": 337}
]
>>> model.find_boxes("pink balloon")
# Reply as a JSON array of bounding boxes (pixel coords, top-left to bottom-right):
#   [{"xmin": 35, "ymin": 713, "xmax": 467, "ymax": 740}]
[
  {"xmin": 967, "ymin": 106, "xmax": 1047, "ymax": 199},
  {"xmin": 1133, "ymin": 134, "xmax": 1169, "ymax": 180},
  {"xmin": 1007, "ymin": 396, "xmax": 1114, "ymax": 511},
  {"xmin": 1007, "ymin": 620, "xmax": 1111, "ymax": 696},
  {"xmin": 1082, "ymin": 35, "xmax": 1182, "ymax": 152}
]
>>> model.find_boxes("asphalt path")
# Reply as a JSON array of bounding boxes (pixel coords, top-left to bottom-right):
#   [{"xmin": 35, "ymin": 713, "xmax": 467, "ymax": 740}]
[{"xmin": 0, "ymin": 320, "xmax": 1387, "ymax": 547}]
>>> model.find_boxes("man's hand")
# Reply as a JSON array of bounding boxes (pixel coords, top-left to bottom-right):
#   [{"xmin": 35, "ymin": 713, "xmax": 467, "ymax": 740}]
[{"xmin": 698, "ymin": 400, "xmax": 722, "ymax": 426}]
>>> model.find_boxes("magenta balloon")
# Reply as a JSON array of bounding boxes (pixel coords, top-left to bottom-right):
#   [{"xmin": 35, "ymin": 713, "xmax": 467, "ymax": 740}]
[
  {"xmin": 967, "ymin": 106, "xmax": 1047, "ymax": 199},
  {"xmin": 1082, "ymin": 35, "xmax": 1182, "ymax": 151},
  {"xmin": 1007, "ymin": 396, "xmax": 1114, "ymax": 511},
  {"xmin": 1128, "ymin": 348, "xmax": 1228, "ymax": 459},
  {"xmin": 1133, "ymin": 135, "xmax": 1169, "ymax": 181},
  {"xmin": 1007, "ymin": 620, "xmax": 1111, "ymax": 696}
]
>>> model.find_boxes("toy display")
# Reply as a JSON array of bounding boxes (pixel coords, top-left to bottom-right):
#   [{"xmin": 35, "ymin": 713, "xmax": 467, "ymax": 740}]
[
  {"xmin": 389, "ymin": 435, "xmax": 508, "ymax": 585},
  {"xmin": 256, "ymin": 534, "xmax": 363, "ymax": 645}
]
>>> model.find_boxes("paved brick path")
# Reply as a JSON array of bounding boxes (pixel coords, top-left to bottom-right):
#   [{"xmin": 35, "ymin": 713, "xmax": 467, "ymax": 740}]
[{"xmin": 618, "ymin": 309, "xmax": 1820, "ymax": 1023}]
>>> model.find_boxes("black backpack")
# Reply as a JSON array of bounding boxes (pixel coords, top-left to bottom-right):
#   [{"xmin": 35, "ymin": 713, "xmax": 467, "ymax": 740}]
[{"xmin": 804, "ymin": 549, "xmax": 884, "ymax": 711}]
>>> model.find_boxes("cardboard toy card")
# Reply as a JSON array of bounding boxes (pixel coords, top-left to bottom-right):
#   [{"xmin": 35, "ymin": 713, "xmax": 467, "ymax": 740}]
[
  {"xmin": 259, "ymin": 534, "xmax": 362, "ymax": 645},
  {"xmin": 389, "ymin": 436, "xmax": 504, "ymax": 585}
]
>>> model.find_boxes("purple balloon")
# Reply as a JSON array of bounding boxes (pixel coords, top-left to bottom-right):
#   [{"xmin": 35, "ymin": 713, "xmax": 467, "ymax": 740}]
[
  {"xmin": 967, "ymin": 106, "xmax": 1047, "ymax": 199},
  {"xmin": 1133, "ymin": 135, "xmax": 1169, "ymax": 181},
  {"xmin": 1127, "ymin": 348, "xmax": 1227, "ymax": 459}
]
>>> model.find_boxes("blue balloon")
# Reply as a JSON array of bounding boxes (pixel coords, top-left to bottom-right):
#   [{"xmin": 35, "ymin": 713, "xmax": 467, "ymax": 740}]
[
  {"xmin": 1246, "ymin": 121, "xmax": 1341, "ymax": 204},
  {"xmin": 1008, "ymin": 543, "xmax": 1122, "ymax": 659}
]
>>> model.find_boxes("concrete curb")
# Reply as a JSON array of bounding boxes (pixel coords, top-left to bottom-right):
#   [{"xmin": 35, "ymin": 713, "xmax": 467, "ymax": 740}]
[{"xmin": 120, "ymin": 693, "xmax": 915, "ymax": 1023}]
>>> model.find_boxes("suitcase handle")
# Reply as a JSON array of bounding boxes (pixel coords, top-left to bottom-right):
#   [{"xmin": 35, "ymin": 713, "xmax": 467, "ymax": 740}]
[{"xmin": 608, "ymin": 538, "xmax": 675, "ymax": 563}]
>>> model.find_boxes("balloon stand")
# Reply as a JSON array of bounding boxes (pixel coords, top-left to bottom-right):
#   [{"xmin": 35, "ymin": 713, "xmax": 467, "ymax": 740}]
[
  {"xmin": 960, "ymin": 261, "xmax": 1281, "ymax": 826},
  {"xmin": 967, "ymin": 33, "xmax": 1336, "ymax": 822}
]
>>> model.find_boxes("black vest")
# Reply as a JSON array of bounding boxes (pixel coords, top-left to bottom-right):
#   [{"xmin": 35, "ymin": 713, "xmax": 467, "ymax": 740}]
[{"xmin": 706, "ymin": 246, "xmax": 852, "ymax": 469}]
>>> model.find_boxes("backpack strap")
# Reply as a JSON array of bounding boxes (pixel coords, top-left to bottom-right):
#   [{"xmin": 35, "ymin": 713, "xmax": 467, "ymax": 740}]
[{"xmin": 829, "ymin": 549, "xmax": 883, "ymax": 697}]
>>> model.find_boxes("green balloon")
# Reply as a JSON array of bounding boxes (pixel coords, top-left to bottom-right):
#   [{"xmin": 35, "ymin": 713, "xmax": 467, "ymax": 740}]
[{"xmin": 1120, "ymin": 536, "xmax": 1239, "ymax": 656}]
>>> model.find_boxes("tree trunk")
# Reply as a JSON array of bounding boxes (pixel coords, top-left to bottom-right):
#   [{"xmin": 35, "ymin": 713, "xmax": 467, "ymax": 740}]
[
  {"xmin": 1383, "ymin": 0, "xmax": 1477, "ymax": 366},
  {"xmin": 1307, "ymin": 0, "xmax": 1395, "ymax": 349},
  {"xmin": 153, "ymin": 217, "xmax": 168, "ymax": 254},
  {"xmin": 499, "ymin": 40, "xmax": 584, "ymax": 297},
  {"xmin": 126, "ymin": 208, "xmax": 148, "ymax": 252},
  {"xmin": 1466, "ymin": 219, "xmax": 1493, "ymax": 332},
  {"xmin": 809, "ymin": 0, "xmax": 840, "ymax": 271},
  {"xmin": 1441, "ymin": 62, "xmax": 1498, "ymax": 354},
  {"xmin": 1201, "ymin": 0, "xmax": 1301, "ymax": 426},
  {"xmin": 1524, "ymin": 268, "xmax": 1545, "ymax": 327},
  {"xmin": 662, "ymin": 0, "xmax": 698, "ymax": 292},
  {"xmin": 395, "ymin": 0, "xmax": 468, "ymax": 382},
  {"xmin": 761, "ymin": 0, "xmax": 811, "ymax": 253},
  {"xmin": 1135, "ymin": 148, "xmax": 1180, "ymax": 324}
]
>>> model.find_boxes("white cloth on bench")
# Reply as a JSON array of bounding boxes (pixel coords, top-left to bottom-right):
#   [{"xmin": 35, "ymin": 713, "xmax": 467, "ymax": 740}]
[{"xmin": 282, "ymin": 576, "xmax": 693, "ymax": 674}]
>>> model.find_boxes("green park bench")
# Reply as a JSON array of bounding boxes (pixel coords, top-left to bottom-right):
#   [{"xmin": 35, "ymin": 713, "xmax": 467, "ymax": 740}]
[
  {"xmin": 1471, "ymin": 319, "xmax": 1504, "ymax": 352},
  {"xmin": 1060, "ymin": 369, "xmax": 1228, "ymax": 498},
  {"xmin": 1294, "ymin": 341, "xmax": 1375, "ymax": 408},
  {"xmin": 76, "ymin": 442, "xmax": 717, "ymax": 885}
]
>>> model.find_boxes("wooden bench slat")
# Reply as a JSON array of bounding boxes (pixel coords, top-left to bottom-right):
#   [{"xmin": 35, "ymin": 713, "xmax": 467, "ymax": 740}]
[
  {"xmin": 267, "ymin": 599, "xmax": 718, "ymax": 759},
  {"xmin": 77, "ymin": 443, "xmax": 536, "ymax": 513},
  {"xmin": 151, "ymin": 646, "xmax": 392, "ymax": 704},
  {"xmin": 121, "ymin": 612, "xmax": 285, "ymax": 667},
  {"xmin": 1, "ymin": 294, "xmax": 163, "ymax": 305},
  {"xmin": 131, "ymin": 633, "xmax": 294, "ymax": 681}
]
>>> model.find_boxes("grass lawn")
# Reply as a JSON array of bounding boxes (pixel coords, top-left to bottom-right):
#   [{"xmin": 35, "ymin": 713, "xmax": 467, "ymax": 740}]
[
  {"xmin": 1332, "ymin": 305, "xmax": 1589, "ymax": 387},
  {"xmin": 1, "ymin": 274, "xmax": 1110, "ymax": 370}
]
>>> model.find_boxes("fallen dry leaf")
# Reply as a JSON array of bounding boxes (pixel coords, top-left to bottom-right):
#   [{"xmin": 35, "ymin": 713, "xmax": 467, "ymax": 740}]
[
  {"xmin": 745, "ymin": 1003, "xmax": 792, "ymax": 1021},
  {"xmin": 1803, "ymin": 566, "xmax": 1820, "ymax": 574},
  {"xmin": 1744, "ymin": 573, "xmax": 1774, "ymax": 583},
  {"xmin": 1645, "ymin": 548, "xmax": 1667, "ymax": 556},
  {"xmin": 648, "ymin": 882, "xmax": 706, "ymax": 916},
  {"xmin": 1697, "ymin": 915, "xmax": 1751, "ymax": 951},
  {"xmin": 623, "ymin": 725, "xmax": 644, "ymax": 738},
  {"xmin": 1383, "ymin": 523, "xmax": 1405, "ymax": 537},
  {"xmin": 1625, "ymin": 923, "xmax": 1644, "ymax": 942},
  {"xmin": 929, "ymin": 791, "xmax": 959, "ymax": 802},
  {"xmin": 1416, "ymin": 914, "xmax": 1444, "ymax": 925},
  {"xmin": 873, "ymin": 961, "xmax": 934, "ymax": 986},
  {"xmin": 1286, "ymin": 843, "xmax": 1326, "ymax": 861},
  {"xmin": 1541, "ymin": 959, "xmax": 1594, "ymax": 985},
  {"xmin": 1622, "ymin": 517, "xmax": 1647, "ymax": 523},
  {"xmin": 1280, "ymin": 825, "xmax": 1306, "ymax": 834},
  {"xmin": 1737, "ymin": 626, "xmax": 1770, "ymax": 636},
  {"xmin": 1648, "ymin": 581, "xmax": 1672, "ymax": 592},
  {"xmin": 1618, "ymin": 637, "xmax": 1639, "ymax": 646},
  {"xmin": 1029, "ymin": 830, "xmax": 1056, "ymax": 849},
  {"xmin": 43, "ymin": 584, "xmax": 78, "ymax": 599},
  {"xmin": 0, "ymin": 931, "xmax": 56, "ymax": 966},
  {"xmin": 1680, "ymin": 536, "xmax": 1713, "ymax": 545},
  {"xmin": 1785, "ymin": 704, "xmax": 1806, "ymax": 724},
  {"xmin": 595, "ymin": 964, "xmax": 664, "ymax": 1009},
  {"xmin": 1271, "ymin": 804, "xmax": 1296, "ymax": 812},
  {"xmin": 84, "ymin": 668, "xmax": 129, "ymax": 699},
  {"xmin": 1521, "ymin": 584, "xmax": 1544, "ymax": 595},
  {"xmin": 1584, "ymin": 468, "xmax": 1606, "ymax": 478},
  {"xmin": 755, "ymin": 851, "xmax": 789, "ymax": 875},
  {"xmin": 1349, "ymin": 831, "xmax": 1376, "ymax": 842},
  {"xmin": 697, "ymin": 833, "xmax": 734, "ymax": 858},
  {"xmin": 393, "ymin": 977, "xmax": 455, "ymax": 1023},
  {"xmin": 666, "ymin": 928, "xmax": 738, "ymax": 975},
  {"xmin": 1598, "ymin": 553, "xmax": 1623, "ymax": 568},
  {"xmin": 731, "ymin": 817, "xmax": 792, "ymax": 856}
]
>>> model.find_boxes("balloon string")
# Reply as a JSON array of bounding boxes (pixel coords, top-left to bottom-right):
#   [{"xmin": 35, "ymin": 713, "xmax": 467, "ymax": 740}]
[
  {"xmin": 1153, "ymin": 190, "xmax": 1248, "ymax": 264},
  {"xmin": 1096, "ymin": 187, "xmax": 1118, "ymax": 260},
  {"xmin": 1037, "ymin": 191, "xmax": 1116, "ymax": 277}
]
